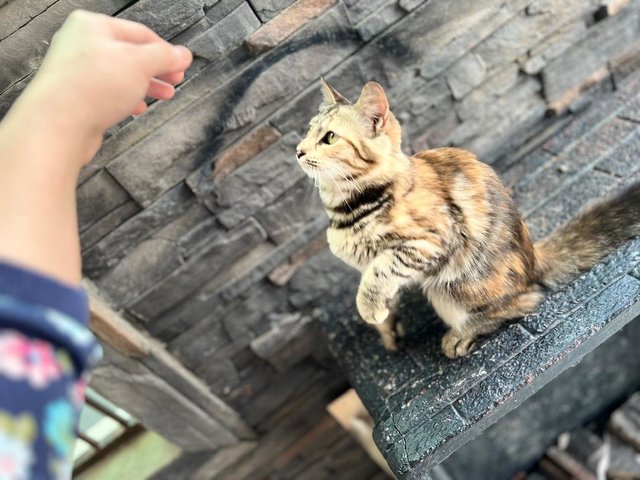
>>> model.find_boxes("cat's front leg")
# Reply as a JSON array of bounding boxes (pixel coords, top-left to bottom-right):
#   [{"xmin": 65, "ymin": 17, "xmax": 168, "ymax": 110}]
[{"xmin": 356, "ymin": 249, "xmax": 420, "ymax": 325}]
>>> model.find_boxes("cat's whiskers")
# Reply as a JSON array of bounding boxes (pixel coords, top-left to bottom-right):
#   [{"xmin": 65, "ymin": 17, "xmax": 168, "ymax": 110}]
[
  {"xmin": 330, "ymin": 163, "xmax": 363, "ymax": 195},
  {"xmin": 323, "ymin": 163, "xmax": 354, "ymax": 213}
]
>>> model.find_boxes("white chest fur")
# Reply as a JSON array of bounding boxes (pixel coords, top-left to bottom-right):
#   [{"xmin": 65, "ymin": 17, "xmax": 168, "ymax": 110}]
[{"xmin": 426, "ymin": 288, "xmax": 470, "ymax": 332}]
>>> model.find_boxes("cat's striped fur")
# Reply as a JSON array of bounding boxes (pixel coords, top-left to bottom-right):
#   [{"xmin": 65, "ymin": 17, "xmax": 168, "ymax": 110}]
[{"xmin": 296, "ymin": 80, "xmax": 640, "ymax": 358}]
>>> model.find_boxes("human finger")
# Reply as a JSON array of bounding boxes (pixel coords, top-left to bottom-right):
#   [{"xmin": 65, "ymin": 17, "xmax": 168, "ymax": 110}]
[
  {"xmin": 146, "ymin": 78, "xmax": 175, "ymax": 100},
  {"xmin": 132, "ymin": 101, "xmax": 148, "ymax": 116},
  {"xmin": 136, "ymin": 43, "xmax": 192, "ymax": 79},
  {"xmin": 157, "ymin": 71, "xmax": 185, "ymax": 85}
]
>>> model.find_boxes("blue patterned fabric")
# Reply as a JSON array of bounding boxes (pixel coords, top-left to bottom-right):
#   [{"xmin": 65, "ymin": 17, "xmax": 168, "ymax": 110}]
[{"xmin": 0, "ymin": 262, "xmax": 101, "ymax": 479}]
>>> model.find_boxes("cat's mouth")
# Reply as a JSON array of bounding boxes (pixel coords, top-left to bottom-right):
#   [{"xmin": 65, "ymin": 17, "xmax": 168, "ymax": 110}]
[
  {"xmin": 298, "ymin": 157, "xmax": 320, "ymax": 176},
  {"xmin": 305, "ymin": 159, "xmax": 319, "ymax": 169}
]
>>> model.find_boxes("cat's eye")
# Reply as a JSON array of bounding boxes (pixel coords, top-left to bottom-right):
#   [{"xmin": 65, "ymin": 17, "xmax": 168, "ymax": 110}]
[{"xmin": 321, "ymin": 131, "xmax": 339, "ymax": 145}]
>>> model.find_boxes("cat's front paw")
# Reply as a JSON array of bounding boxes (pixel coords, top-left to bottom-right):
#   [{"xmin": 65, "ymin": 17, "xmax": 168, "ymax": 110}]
[
  {"xmin": 441, "ymin": 330, "xmax": 476, "ymax": 359},
  {"xmin": 356, "ymin": 288, "xmax": 389, "ymax": 325}
]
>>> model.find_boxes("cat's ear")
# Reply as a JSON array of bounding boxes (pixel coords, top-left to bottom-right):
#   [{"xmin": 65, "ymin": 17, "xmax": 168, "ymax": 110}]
[
  {"xmin": 356, "ymin": 82, "xmax": 389, "ymax": 135},
  {"xmin": 320, "ymin": 77, "xmax": 349, "ymax": 109}
]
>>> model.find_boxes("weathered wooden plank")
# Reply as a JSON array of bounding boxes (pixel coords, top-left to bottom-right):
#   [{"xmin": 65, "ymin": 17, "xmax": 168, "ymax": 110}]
[{"xmin": 86, "ymin": 281, "xmax": 255, "ymax": 442}]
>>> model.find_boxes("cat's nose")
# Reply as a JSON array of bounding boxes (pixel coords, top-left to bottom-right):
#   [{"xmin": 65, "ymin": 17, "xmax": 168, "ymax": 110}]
[{"xmin": 296, "ymin": 150, "xmax": 305, "ymax": 159}]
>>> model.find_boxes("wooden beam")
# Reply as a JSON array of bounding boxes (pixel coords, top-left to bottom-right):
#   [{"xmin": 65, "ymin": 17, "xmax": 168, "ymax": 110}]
[
  {"xmin": 328, "ymin": 389, "xmax": 395, "ymax": 478},
  {"xmin": 85, "ymin": 281, "xmax": 150, "ymax": 358},
  {"xmin": 82, "ymin": 280, "xmax": 255, "ymax": 448}
]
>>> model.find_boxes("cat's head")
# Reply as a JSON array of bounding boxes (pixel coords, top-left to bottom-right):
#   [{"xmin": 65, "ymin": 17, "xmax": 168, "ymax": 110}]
[{"xmin": 296, "ymin": 79, "xmax": 403, "ymax": 186}]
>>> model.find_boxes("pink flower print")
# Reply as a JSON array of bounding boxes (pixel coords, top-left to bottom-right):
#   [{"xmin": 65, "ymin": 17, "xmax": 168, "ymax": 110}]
[
  {"xmin": 69, "ymin": 378, "xmax": 88, "ymax": 408},
  {"xmin": 0, "ymin": 332, "xmax": 63, "ymax": 389}
]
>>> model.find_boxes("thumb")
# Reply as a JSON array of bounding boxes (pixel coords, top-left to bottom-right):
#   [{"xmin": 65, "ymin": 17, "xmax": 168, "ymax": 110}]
[{"xmin": 136, "ymin": 43, "xmax": 192, "ymax": 79}]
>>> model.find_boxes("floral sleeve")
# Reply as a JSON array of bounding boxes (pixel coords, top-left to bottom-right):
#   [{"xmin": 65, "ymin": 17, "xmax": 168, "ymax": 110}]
[{"xmin": 0, "ymin": 262, "xmax": 102, "ymax": 480}]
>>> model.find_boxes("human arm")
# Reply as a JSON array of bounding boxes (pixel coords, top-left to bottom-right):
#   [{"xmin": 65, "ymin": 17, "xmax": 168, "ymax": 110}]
[{"xmin": 0, "ymin": 10, "xmax": 192, "ymax": 286}]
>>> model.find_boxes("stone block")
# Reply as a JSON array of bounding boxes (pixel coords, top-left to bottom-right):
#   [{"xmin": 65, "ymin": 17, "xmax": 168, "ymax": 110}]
[
  {"xmin": 110, "ymin": 5, "xmax": 359, "ymax": 207},
  {"xmin": 205, "ymin": 0, "xmax": 245, "ymax": 23},
  {"xmin": 0, "ymin": 0, "xmax": 57, "ymax": 41},
  {"xmin": 459, "ymin": 76, "xmax": 542, "ymax": 139},
  {"xmin": 269, "ymin": 58, "xmax": 367, "ymax": 136},
  {"xmin": 398, "ymin": 0, "xmax": 429, "ymax": 12},
  {"xmin": 213, "ymin": 132, "xmax": 305, "ymax": 227},
  {"xmin": 355, "ymin": 3, "xmax": 405, "ymax": 42},
  {"xmin": 396, "ymin": 77, "xmax": 458, "ymax": 150},
  {"xmin": 526, "ymin": 0, "xmax": 552, "ymax": 14},
  {"xmin": 611, "ymin": 42, "xmax": 640, "ymax": 86},
  {"xmin": 475, "ymin": 0, "xmax": 599, "ymax": 72},
  {"xmin": 167, "ymin": 318, "xmax": 243, "ymax": 394},
  {"xmin": 80, "ymin": 201, "xmax": 141, "ymax": 252},
  {"xmin": 76, "ymin": 170, "xmax": 132, "ymax": 232},
  {"xmin": 0, "ymin": 72, "xmax": 30, "ymax": 121},
  {"xmin": 343, "ymin": 0, "xmax": 393, "ymax": 25},
  {"xmin": 128, "ymin": 218, "xmax": 267, "ymax": 320},
  {"xmin": 450, "ymin": 77, "xmax": 543, "ymax": 149},
  {"xmin": 255, "ymin": 178, "xmax": 324, "ymax": 244},
  {"xmin": 176, "ymin": 216, "xmax": 225, "ymax": 259},
  {"xmin": 118, "ymin": 0, "xmax": 205, "ymax": 39},
  {"xmin": 96, "ymin": 204, "xmax": 211, "ymax": 305},
  {"xmin": 543, "ymin": 5, "xmax": 640, "ymax": 102},
  {"xmin": 289, "ymin": 249, "xmax": 357, "ymax": 308},
  {"xmin": 218, "ymin": 216, "xmax": 327, "ymax": 300},
  {"xmin": 409, "ymin": 0, "xmax": 530, "ymax": 79},
  {"xmin": 250, "ymin": 313, "xmax": 315, "ymax": 371},
  {"xmin": 521, "ymin": 21, "xmax": 587, "ymax": 75},
  {"xmin": 249, "ymin": 0, "xmax": 296, "ymax": 21},
  {"xmin": 455, "ymin": 64, "xmax": 520, "ymax": 121},
  {"xmin": 221, "ymin": 286, "xmax": 290, "ymax": 342},
  {"xmin": 246, "ymin": 0, "xmax": 338, "ymax": 55},
  {"xmin": 407, "ymin": 108, "xmax": 460, "ymax": 152},
  {"xmin": 151, "ymin": 271, "xmax": 287, "ymax": 343},
  {"xmin": 212, "ymin": 124, "xmax": 281, "ymax": 184},
  {"xmin": 268, "ymin": 233, "xmax": 327, "ymax": 286},
  {"xmin": 82, "ymin": 184, "xmax": 195, "ymax": 279},
  {"xmin": 85, "ymin": 48, "xmax": 253, "ymax": 184},
  {"xmin": 446, "ymin": 53, "xmax": 487, "ymax": 100},
  {"xmin": 189, "ymin": 2, "xmax": 261, "ymax": 61},
  {"xmin": 0, "ymin": 0, "xmax": 132, "ymax": 93}
]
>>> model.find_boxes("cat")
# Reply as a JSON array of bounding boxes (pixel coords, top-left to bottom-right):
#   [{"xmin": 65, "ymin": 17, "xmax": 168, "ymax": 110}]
[{"xmin": 295, "ymin": 78, "xmax": 640, "ymax": 358}]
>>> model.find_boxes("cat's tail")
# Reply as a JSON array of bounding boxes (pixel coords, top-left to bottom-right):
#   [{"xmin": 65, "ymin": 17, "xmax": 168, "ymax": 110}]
[{"xmin": 533, "ymin": 182, "xmax": 640, "ymax": 288}]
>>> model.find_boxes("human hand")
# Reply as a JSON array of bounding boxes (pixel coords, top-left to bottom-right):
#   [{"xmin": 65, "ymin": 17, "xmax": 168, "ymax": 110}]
[{"xmin": 7, "ymin": 10, "xmax": 192, "ymax": 163}]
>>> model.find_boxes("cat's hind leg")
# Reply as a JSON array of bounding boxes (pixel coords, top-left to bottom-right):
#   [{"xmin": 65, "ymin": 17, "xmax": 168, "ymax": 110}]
[{"xmin": 440, "ymin": 288, "xmax": 544, "ymax": 359}]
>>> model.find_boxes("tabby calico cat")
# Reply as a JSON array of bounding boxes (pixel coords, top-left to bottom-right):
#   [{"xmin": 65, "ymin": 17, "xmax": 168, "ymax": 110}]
[{"xmin": 295, "ymin": 79, "xmax": 640, "ymax": 358}]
